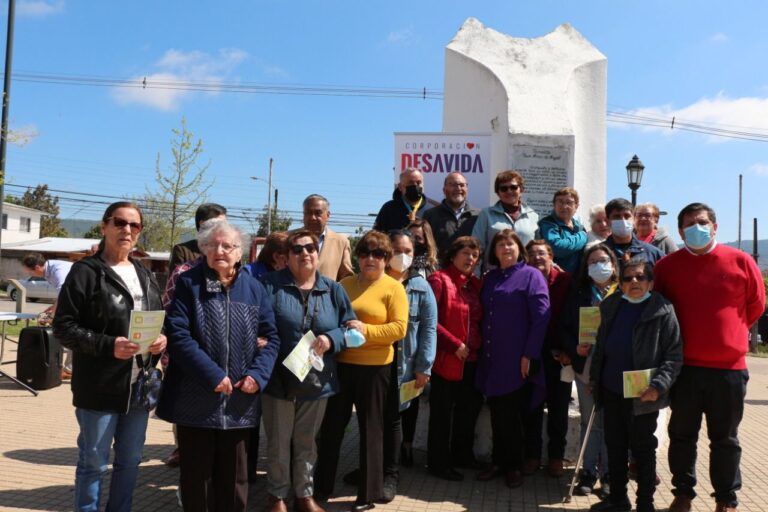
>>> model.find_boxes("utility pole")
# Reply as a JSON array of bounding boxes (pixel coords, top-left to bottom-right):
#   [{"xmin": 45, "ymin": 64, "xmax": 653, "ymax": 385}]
[
  {"xmin": 738, "ymin": 174, "xmax": 743, "ymax": 250},
  {"xmin": 0, "ymin": 0, "xmax": 16, "ymax": 271},
  {"xmin": 266, "ymin": 158, "xmax": 273, "ymax": 235}
]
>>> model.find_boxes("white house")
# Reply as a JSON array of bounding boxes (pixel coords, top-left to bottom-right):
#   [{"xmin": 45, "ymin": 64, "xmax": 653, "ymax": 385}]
[{"xmin": 1, "ymin": 202, "xmax": 45, "ymax": 243}]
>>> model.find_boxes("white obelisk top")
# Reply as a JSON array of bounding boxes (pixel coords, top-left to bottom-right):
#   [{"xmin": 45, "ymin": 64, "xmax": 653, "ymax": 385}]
[{"xmin": 446, "ymin": 18, "xmax": 607, "ymax": 136}]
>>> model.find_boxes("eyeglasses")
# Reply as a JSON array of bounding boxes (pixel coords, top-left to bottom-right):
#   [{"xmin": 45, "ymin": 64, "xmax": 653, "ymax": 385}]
[
  {"xmin": 555, "ymin": 199, "xmax": 577, "ymax": 207},
  {"xmin": 107, "ymin": 217, "xmax": 142, "ymax": 233},
  {"xmin": 290, "ymin": 243, "xmax": 318, "ymax": 255},
  {"xmin": 498, "ymin": 184, "xmax": 520, "ymax": 193},
  {"xmin": 446, "ymin": 182, "xmax": 467, "ymax": 188},
  {"xmin": 205, "ymin": 242, "xmax": 241, "ymax": 254},
  {"xmin": 621, "ymin": 274, "xmax": 649, "ymax": 283},
  {"xmin": 358, "ymin": 248, "xmax": 387, "ymax": 260}
]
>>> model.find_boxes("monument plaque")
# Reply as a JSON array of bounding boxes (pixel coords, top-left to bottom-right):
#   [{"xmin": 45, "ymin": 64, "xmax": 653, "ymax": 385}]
[{"xmin": 510, "ymin": 145, "xmax": 570, "ymax": 214}]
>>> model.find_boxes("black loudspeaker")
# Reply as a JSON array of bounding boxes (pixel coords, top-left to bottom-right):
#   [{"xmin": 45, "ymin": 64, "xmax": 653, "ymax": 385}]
[{"xmin": 16, "ymin": 326, "xmax": 62, "ymax": 390}]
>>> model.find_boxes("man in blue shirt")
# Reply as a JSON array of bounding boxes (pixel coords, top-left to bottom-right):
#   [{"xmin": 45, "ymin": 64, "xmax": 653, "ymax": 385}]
[{"xmin": 22, "ymin": 253, "xmax": 74, "ymax": 377}]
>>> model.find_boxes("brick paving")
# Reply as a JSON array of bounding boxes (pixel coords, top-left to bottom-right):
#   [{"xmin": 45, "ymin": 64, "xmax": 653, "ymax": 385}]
[{"xmin": 2, "ymin": 326, "xmax": 768, "ymax": 511}]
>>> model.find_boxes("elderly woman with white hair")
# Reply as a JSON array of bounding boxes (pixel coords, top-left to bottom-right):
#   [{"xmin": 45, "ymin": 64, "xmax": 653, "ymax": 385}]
[
  {"xmin": 157, "ymin": 220, "xmax": 281, "ymax": 512},
  {"xmin": 586, "ymin": 203, "xmax": 611, "ymax": 248}
]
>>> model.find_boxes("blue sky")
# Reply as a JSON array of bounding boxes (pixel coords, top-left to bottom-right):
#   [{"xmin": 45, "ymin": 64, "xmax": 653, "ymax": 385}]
[{"xmin": 4, "ymin": 0, "xmax": 768, "ymax": 244}]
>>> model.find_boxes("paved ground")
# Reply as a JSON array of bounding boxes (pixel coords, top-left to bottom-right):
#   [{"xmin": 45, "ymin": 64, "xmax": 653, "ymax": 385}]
[{"xmin": 2, "ymin": 321, "xmax": 768, "ymax": 512}]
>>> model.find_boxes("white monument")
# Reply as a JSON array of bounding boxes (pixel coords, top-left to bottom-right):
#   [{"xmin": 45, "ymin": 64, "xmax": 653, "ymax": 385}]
[{"xmin": 443, "ymin": 18, "xmax": 607, "ymax": 216}]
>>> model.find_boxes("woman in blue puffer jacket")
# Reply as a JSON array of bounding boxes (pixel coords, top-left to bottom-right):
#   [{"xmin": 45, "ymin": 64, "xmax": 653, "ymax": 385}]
[{"xmin": 158, "ymin": 220, "xmax": 280, "ymax": 512}]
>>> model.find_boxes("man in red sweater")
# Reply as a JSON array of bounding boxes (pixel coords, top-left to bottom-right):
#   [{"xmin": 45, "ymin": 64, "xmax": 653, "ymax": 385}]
[{"xmin": 654, "ymin": 203, "xmax": 765, "ymax": 512}]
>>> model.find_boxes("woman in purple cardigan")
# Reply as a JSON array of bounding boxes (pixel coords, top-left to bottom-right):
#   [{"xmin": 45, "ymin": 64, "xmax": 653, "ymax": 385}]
[{"xmin": 475, "ymin": 229, "xmax": 550, "ymax": 488}]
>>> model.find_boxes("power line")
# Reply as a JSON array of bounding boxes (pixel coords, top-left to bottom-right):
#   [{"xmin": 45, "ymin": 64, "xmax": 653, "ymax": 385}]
[{"xmin": 9, "ymin": 72, "xmax": 443, "ymax": 100}]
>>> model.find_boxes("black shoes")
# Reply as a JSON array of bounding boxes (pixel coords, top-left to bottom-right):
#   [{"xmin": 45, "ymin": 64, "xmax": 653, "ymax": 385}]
[
  {"xmin": 350, "ymin": 501, "xmax": 375, "ymax": 512},
  {"xmin": 377, "ymin": 475, "xmax": 398, "ymax": 504},
  {"xmin": 589, "ymin": 496, "xmax": 631, "ymax": 512},
  {"xmin": 575, "ymin": 470, "xmax": 597, "ymax": 496},
  {"xmin": 428, "ymin": 466, "xmax": 464, "ymax": 481},
  {"xmin": 476, "ymin": 464, "xmax": 503, "ymax": 481}
]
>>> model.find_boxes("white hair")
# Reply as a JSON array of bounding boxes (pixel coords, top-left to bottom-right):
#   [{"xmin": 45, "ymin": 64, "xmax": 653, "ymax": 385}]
[
  {"xmin": 588, "ymin": 203, "xmax": 606, "ymax": 225},
  {"xmin": 197, "ymin": 220, "xmax": 249, "ymax": 252}
]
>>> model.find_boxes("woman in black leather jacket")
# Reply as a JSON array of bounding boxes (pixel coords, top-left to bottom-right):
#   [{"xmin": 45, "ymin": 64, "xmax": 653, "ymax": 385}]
[{"xmin": 54, "ymin": 201, "xmax": 166, "ymax": 512}]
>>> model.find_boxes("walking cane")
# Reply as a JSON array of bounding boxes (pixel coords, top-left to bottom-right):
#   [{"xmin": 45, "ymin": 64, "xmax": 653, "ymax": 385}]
[{"xmin": 563, "ymin": 404, "xmax": 596, "ymax": 503}]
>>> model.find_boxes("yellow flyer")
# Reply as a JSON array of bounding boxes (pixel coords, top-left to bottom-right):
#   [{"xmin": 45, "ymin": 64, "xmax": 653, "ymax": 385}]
[
  {"xmin": 282, "ymin": 330, "xmax": 315, "ymax": 382},
  {"xmin": 623, "ymin": 368, "xmax": 656, "ymax": 398},
  {"xmin": 578, "ymin": 307, "xmax": 601, "ymax": 345},
  {"xmin": 399, "ymin": 380, "xmax": 424, "ymax": 405},
  {"xmin": 128, "ymin": 310, "xmax": 165, "ymax": 352}
]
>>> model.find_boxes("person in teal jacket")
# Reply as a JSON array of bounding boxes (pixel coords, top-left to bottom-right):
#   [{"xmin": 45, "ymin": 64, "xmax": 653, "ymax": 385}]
[{"xmin": 538, "ymin": 187, "xmax": 588, "ymax": 273}]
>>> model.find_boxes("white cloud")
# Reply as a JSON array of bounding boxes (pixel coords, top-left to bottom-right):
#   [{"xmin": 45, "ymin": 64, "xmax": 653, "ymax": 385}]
[
  {"xmin": 749, "ymin": 163, "xmax": 768, "ymax": 176},
  {"xmin": 709, "ymin": 32, "xmax": 729, "ymax": 43},
  {"xmin": 111, "ymin": 48, "xmax": 249, "ymax": 111},
  {"xmin": 17, "ymin": 0, "xmax": 64, "ymax": 17},
  {"xmin": 386, "ymin": 26, "xmax": 416, "ymax": 45},
  {"xmin": 612, "ymin": 93, "xmax": 768, "ymax": 143}
]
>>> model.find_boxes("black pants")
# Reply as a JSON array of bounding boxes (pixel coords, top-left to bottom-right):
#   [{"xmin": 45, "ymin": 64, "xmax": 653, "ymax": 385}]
[
  {"xmin": 488, "ymin": 388, "xmax": 525, "ymax": 471},
  {"xmin": 451, "ymin": 362, "xmax": 484, "ymax": 465},
  {"xmin": 177, "ymin": 425, "xmax": 250, "ymax": 512},
  {"xmin": 602, "ymin": 388, "xmax": 658, "ymax": 507},
  {"xmin": 315, "ymin": 363, "xmax": 390, "ymax": 503},
  {"xmin": 383, "ymin": 358, "xmax": 402, "ymax": 479},
  {"xmin": 428, "ymin": 364, "xmax": 483, "ymax": 471},
  {"xmin": 247, "ymin": 423, "xmax": 261, "ymax": 477},
  {"xmin": 522, "ymin": 356, "xmax": 572, "ymax": 461},
  {"xmin": 668, "ymin": 366, "xmax": 748, "ymax": 507},
  {"xmin": 401, "ymin": 398, "xmax": 419, "ymax": 444}
]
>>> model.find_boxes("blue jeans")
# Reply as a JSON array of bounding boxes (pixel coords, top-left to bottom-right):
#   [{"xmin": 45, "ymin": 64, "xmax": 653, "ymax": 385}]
[
  {"xmin": 575, "ymin": 379, "xmax": 609, "ymax": 478},
  {"xmin": 74, "ymin": 406, "xmax": 149, "ymax": 512}
]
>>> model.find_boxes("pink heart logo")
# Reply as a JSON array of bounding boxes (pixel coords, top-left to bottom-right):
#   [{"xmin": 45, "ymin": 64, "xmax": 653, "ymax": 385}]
[{"xmin": 466, "ymin": 143, "xmax": 475, "ymax": 149}]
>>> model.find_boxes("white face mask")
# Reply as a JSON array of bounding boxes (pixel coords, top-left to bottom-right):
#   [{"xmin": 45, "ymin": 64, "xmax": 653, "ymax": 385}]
[
  {"xmin": 611, "ymin": 219, "xmax": 634, "ymax": 238},
  {"xmin": 588, "ymin": 261, "xmax": 614, "ymax": 283},
  {"xmin": 389, "ymin": 253, "xmax": 413, "ymax": 273}
]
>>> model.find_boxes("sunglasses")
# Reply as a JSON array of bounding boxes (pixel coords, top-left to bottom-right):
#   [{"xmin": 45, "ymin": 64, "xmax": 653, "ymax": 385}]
[
  {"xmin": 498, "ymin": 184, "xmax": 520, "ymax": 193},
  {"xmin": 107, "ymin": 217, "xmax": 142, "ymax": 233},
  {"xmin": 621, "ymin": 274, "xmax": 649, "ymax": 283},
  {"xmin": 358, "ymin": 248, "xmax": 387, "ymax": 260},
  {"xmin": 290, "ymin": 243, "xmax": 318, "ymax": 255}
]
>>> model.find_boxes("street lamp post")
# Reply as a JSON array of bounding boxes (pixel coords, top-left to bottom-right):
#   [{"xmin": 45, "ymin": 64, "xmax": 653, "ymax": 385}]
[
  {"xmin": 626, "ymin": 155, "xmax": 645, "ymax": 207},
  {"xmin": 251, "ymin": 158, "xmax": 274, "ymax": 235}
]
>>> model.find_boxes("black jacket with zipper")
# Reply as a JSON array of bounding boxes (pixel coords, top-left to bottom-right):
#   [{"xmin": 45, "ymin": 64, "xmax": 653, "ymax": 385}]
[
  {"xmin": 53, "ymin": 254, "xmax": 163, "ymax": 413},
  {"xmin": 589, "ymin": 291, "xmax": 683, "ymax": 416}
]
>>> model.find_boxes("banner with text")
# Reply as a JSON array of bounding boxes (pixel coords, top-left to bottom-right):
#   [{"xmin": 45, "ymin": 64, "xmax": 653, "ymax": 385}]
[{"xmin": 394, "ymin": 133, "xmax": 492, "ymax": 209}]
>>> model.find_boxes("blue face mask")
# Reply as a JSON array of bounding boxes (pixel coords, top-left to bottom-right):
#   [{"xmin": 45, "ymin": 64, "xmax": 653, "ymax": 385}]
[
  {"xmin": 683, "ymin": 223, "xmax": 713, "ymax": 250},
  {"xmin": 344, "ymin": 328, "xmax": 366, "ymax": 348},
  {"xmin": 624, "ymin": 292, "xmax": 652, "ymax": 304}
]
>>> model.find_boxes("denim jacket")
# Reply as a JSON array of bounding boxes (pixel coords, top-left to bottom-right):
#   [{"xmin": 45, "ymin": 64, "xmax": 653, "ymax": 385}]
[
  {"xmin": 397, "ymin": 274, "xmax": 437, "ymax": 410},
  {"xmin": 261, "ymin": 268, "xmax": 356, "ymax": 401}
]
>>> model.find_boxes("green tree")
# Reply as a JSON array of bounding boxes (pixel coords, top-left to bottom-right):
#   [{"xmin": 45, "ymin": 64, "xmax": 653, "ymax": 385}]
[
  {"xmin": 348, "ymin": 226, "xmax": 368, "ymax": 273},
  {"xmin": 255, "ymin": 206, "xmax": 293, "ymax": 237},
  {"xmin": 83, "ymin": 223, "xmax": 102, "ymax": 239},
  {"xmin": 141, "ymin": 117, "xmax": 212, "ymax": 251},
  {"xmin": 6, "ymin": 184, "xmax": 69, "ymax": 237}
]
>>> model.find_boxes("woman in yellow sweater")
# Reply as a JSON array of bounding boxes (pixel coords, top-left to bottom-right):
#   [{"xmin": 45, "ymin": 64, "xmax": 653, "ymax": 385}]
[{"xmin": 315, "ymin": 230, "xmax": 408, "ymax": 512}]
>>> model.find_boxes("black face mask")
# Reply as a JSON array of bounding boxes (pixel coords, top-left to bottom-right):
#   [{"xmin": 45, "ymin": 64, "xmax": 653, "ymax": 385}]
[
  {"xmin": 414, "ymin": 242, "xmax": 428, "ymax": 256},
  {"xmin": 404, "ymin": 184, "xmax": 423, "ymax": 202}
]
